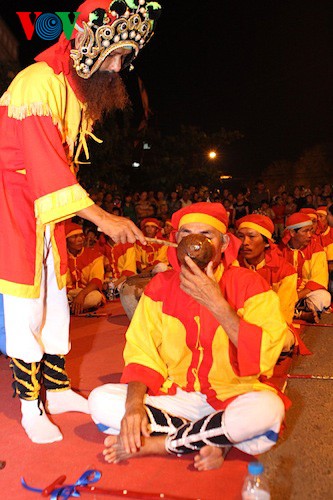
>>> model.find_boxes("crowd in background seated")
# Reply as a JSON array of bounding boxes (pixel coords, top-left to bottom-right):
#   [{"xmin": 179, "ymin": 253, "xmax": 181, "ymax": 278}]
[
  {"xmin": 84, "ymin": 180, "xmax": 333, "ymax": 240},
  {"xmin": 68, "ymin": 180, "xmax": 333, "ymax": 327}
]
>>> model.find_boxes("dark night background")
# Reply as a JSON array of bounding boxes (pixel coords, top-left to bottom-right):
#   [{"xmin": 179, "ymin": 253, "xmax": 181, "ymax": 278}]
[{"xmin": 2, "ymin": 0, "xmax": 333, "ymax": 183}]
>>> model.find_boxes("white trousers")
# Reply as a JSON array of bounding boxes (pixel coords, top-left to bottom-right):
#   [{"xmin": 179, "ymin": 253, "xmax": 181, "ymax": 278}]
[
  {"xmin": 3, "ymin": 226, "xmax": 70, "ymax": 362},
  {"xmin": 88, "ymin": 384, "xmax": 285, "ymax": 455}
]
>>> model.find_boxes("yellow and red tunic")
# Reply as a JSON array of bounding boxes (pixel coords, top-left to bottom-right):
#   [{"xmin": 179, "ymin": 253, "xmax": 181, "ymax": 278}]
[
  {"xmin": 319, "ymin": 226, "xmax": 333, "ymax": 262},
  {"xmin": 66, "ymin": 247, "xmax": 104, "ymax": 291},
  {"xmin": 103, "ymin": 241, "xmax": 137, "ymax": 279},
  {"xmin": 0, "ymin": 62, "xmax": 94, "ymax": 298},
  {"xmin": 239, "ymin": 248, "xmax": 298, "ymax": 324},
  {"xmin": 135, "ymin": 241, "xmax": 169, "ymax": 271},
  {"xmin": 121, "ymin": 262, "xmax": 288, "ymax": 410},
  {"xmin": 279, "ymin": 239, "xmax": 328, "ymax": 292}
]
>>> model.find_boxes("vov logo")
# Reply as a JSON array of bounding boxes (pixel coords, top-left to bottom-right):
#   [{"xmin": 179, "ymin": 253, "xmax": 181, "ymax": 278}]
[{"xmin": 17, "ymin": 12, "xmax": 80, "ymax": 41}]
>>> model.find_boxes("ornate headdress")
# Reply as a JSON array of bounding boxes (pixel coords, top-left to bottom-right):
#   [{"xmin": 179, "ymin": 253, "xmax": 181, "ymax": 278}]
[{"xmin": 70, "ymin": 0, "xmax": 162, "ymax": 79}]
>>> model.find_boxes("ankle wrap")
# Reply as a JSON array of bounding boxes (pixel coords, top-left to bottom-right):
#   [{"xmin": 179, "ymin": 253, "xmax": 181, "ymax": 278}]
[
  {"xmin": 165, "ymin": 410, "xmax": 232, "ymax": 455},
  {"xmin": 10, "ymin": 358, "xmax": 41, "ymax": 400},
  {"xmin": 42, "ymin": 354, "xmax": 70, "ymax": 391}
]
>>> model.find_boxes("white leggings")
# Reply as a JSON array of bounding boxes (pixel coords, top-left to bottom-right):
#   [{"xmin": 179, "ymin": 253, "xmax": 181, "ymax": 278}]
[
  {"xmin": 3, "ymin": 226, "xmax": 70, "ymax": 362},
  {"xmin": 88, "ymin": 384, "xmax": 285, "ymax": 455}
]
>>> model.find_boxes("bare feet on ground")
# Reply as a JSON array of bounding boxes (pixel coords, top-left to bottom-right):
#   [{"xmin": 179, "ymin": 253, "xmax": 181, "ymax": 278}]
[
  {"xmin": 103, "ymin": 434, "xmax": 166, "ymax": 464},
  {"xmin": 193, "ymin": 445, "xmax": 231, "ymax": 471},
  {"xmin": 300, "ymin": 310, "xmax": 319, "ymax": 323},
  {"xmin": 103, "ymin": 435, "xmax": 231, "ymax": 471}
]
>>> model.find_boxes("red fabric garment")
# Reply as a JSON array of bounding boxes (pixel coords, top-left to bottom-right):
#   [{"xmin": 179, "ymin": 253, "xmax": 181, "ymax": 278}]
[
  {"xmin": 319, "ymin": 226, "xmax": 333, "ymax": 250},
  {"xmin": 238, "ymin": 245, "xmax": 296, "ymax": 286},
  {"xmin": 67, "ymin": 246, "xmax": 104, "ymax": 290},
  {"xmin": 121, "ymin": 264, "xmax": 288, "ymax": 410},
  {"xmin": 279, "ymin": 238, "xmax": 327, "ymax": 291},
  {"xmin": 104, "ymin": 241, "xmax": 136, "ymax": 279},
  {"xmin": 272, "ymin": 204, "xmax": 286, "ymax": 224},
  {"xmin": 0, "ymin": 112, "xmax": 78, "ymax": 289},
  {"xmin": 135, "ymin": 241, "xmax": 168, "ymax": 269}
]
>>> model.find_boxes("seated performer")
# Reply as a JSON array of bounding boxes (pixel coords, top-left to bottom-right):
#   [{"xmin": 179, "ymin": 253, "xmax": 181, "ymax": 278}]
[
  {"xmin": 119, "ymin": 218, "xmax": 170, "ymax": 320},
  {"xmin": 135, "ymin": 218, "xmax": 169, "ymax": 273},
  {"xmin": 89, "ymin": 203, "xmax": 289, "ymax": 471},
  {"xmin": 84, "ymin": 224, "xmax": 99, "ymax": 249},
  {"xmin": 66, "ymin": 222, "xmax": 105, "ymax": 315},
  {"xmin": 98, "ymin": 232, "xmax": 137, "ymax": 297},
  {"xmin": 236, "ymin": 214, "xmax": 298, "ymax": 351},
  {"xmin": 156, "ymin": 219, "xmax": 173, "ymax": 241},
  {"xmin": 299, "ymin": 208, "xmax": 320, "ymax": 238},
  {"xmin": 279, "ymin": 213, "xmax": 331, "ymax": 321}
]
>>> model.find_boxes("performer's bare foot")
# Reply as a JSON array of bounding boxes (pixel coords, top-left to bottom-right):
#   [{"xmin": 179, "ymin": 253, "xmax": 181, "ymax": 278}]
[
  {"xmin": 103, "ymin": 434, "xmax": 167, "ymax": 464},
  {"xmin": 193, "ymin": 445, "xmax": 231, "ymax": 471},
  {"xmin": 299, "ymin": 310, "xmax": 319, "ymax": 323}
]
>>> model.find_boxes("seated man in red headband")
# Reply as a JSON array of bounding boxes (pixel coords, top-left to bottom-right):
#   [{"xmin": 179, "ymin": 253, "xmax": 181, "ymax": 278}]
[
  {"xmin": 89, "ymin": 203, "xmax": 289, "ymax": 471},
  {"xmin": 135, "ymin": 218, "xmax": 169, "ymax": 274},
  {"xmin": 119, "ymin": 218, "xmax": 170, "ymax": 320},
  {"xmin": 66, "ymin": 221, "xmax": 105, "ymax": 315},
  {"xmin": 279, "ymin": 213, "xmax": 331, "ymax": 321},
  {"xmin": 316, "ymin": 207, "xmax": 333, "ymax": 268},
  {"xmin": 236, "ymin": 214, "xmax": 299, "ymax": 352}
]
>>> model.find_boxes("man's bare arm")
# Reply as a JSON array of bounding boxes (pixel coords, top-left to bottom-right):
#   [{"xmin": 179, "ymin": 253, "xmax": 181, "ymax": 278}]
[
  {"xmin": 120, "ymin": 381, "xmax": 150, "ymax": 454},
  {"xmin": 77, "ymin": 204, "xmax": 146, "ymax": 245}
]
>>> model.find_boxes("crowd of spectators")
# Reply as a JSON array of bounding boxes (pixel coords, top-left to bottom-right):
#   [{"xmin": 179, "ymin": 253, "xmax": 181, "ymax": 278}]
[{"xmin": 81, "ymin": 180, "xmax": 333, "ymax": 242}]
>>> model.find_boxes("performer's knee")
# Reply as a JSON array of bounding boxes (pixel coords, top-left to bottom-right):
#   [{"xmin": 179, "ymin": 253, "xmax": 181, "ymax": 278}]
[
  {"xmin": 257, "ymin": 391, "xmax": 285, "ymax": 428},
  {"xmin": 88, "ymin": 383, "xmax": 127, "ymax": 431}
]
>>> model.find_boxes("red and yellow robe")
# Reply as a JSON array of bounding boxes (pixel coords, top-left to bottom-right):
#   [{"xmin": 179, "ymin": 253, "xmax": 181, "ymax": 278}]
[
  {"xmin": 279, "ymin": 239, "xmax": 328, "ymax": 292},
  {"xmin": 0, "ymin": 62, "xmax": 95, "ymax": 298},
  {"xmin": 66, "ymin": 247, "xmax": 104, "ymax": 291},
  {"xmin": 239, "ymin": 248, "xmax": 298, "ymax": 324},
  {"xmin": 121, "ymin": 255, "xmax": 288, "ymax": 410},
  {"xmin": 319, "ymin": 226, "xmax": 333, "ymax": 263},
  {"xmin": 103, "ymin": 241, "xmax": 136, "ymax": 279},
  {"xmin": 135, "ymin": 241, "xmax": 169, "ymax": 271}
]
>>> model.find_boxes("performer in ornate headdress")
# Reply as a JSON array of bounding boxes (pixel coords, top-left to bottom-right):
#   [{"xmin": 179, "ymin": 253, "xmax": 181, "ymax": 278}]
[{"xmin": 0, "ymin": 0, "xmax": 162, "ymax": 443}]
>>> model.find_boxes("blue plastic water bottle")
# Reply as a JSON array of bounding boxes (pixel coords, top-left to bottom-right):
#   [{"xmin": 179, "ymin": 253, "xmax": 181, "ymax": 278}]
[{"xmin": 241, "ymin": 462, "xmax": 271, "ymax": 500}]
